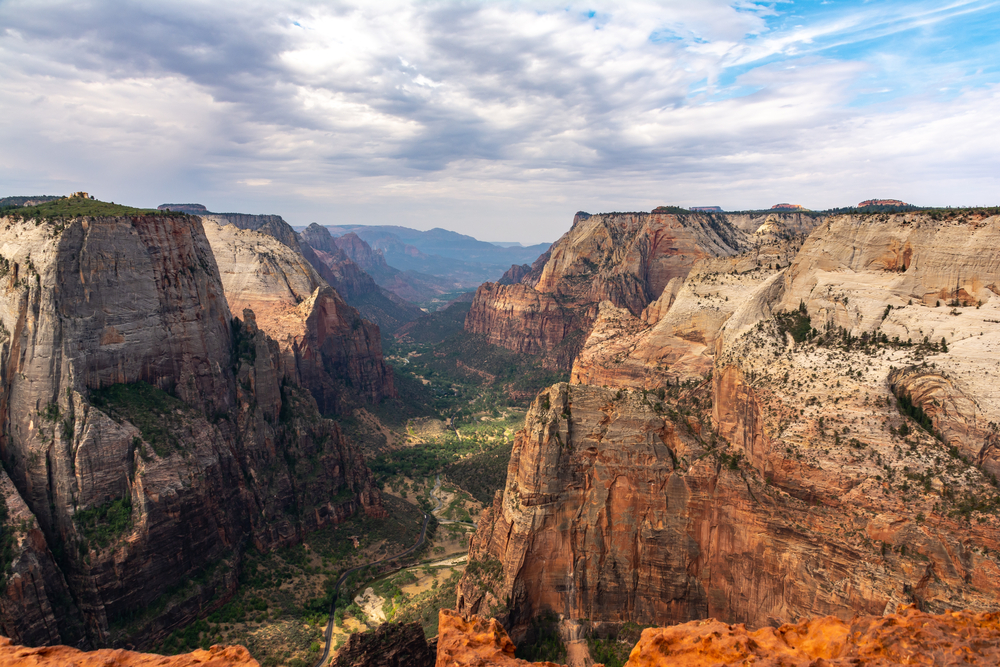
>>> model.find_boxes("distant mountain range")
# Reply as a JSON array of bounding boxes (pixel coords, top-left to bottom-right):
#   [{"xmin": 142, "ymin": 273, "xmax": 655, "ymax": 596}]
[{"xmin": 295, "ymin": 224, "xmax": 552, "ymax": 309}]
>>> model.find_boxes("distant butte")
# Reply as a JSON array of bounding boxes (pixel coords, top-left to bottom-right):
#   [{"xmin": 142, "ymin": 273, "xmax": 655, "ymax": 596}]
[
  {"xmin": 689, "ymin": 206, "xmax": 724, "ymax": 212},
  {"xmin": 858, "ymin": 198, "xmax": 912, "ymax": 207},
  {"xmin": 770, "ymin": 202, "xmax": 805, "ymax": 210}
]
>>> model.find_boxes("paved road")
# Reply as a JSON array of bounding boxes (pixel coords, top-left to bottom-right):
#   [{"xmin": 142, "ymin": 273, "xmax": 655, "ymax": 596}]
[{"xmin": 312, "ymin": 511, "xmax": 431, "ymax": 667}]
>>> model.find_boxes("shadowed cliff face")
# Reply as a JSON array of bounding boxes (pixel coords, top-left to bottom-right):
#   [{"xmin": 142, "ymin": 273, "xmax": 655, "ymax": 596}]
[
  {"xmin": 458, "ymin": 211, "xmax": 1000, "ymax": 641},
  {"xmin": 0, "ymin": 213, "xmax": 384, "ymax": 648},
  {"xmin": 464, "ymin": 211, "xmax": 747, "ymax": 370}
]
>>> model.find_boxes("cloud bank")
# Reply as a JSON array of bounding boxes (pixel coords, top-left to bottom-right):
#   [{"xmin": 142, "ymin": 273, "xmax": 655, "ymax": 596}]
[{"xmin": 2, "ymin": 0, "xmax": 999, "ymax": 242}]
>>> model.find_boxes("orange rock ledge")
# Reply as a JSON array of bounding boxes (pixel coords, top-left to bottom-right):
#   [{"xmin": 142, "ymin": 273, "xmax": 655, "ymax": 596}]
[{"xmin": 0, "ymin": 637, "xmax": 259, "ymax": 667}]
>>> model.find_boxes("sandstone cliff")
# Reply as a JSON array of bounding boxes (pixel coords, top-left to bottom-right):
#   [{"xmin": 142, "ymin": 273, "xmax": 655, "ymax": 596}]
[
  {"xmin": 205, "ymin": 220, "xmax": 395, "ymax": 412},
  {"xmin": 0, "ymin": 211, "xmax": 384, "ymax": 648},
  {"xmin": 298, "ymin": 225, "xmax": 422, "ymax": 332},
  {"xmin": 570, "ymin": 213, "xmax": 817, "ymax": 388},
  {"xmin": 464, "ymin": 211, "xmax": 747, "ymax": 370},
  {"xmin": 459, "ymin": 210, "xmax": 1000, "ymax": 642}
]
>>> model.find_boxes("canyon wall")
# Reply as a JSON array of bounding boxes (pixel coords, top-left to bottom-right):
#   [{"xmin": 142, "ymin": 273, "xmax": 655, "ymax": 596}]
[
  {"xmin": 458, "ymin": 210, "xmax": 1000, "ymax": 640},
  {"xmin": 297, "ymin": 224, "xmax": 422, "ymax": 333},
  {"xmin": 464, "ymin": 211, "xmax": 747, "ymax": 370},
  {"xmin": 205, "ymin": 220, "xmax": 396, "ymax": 412},
  {"xmin": 0, "ymin": 212, "xmax": 383, "ymax": 648}
]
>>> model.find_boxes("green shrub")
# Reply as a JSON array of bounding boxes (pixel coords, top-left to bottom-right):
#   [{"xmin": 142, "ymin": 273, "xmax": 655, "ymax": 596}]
[{"xmin": 74, "ymin": 496, "xmax": 133, "ymax": 549}]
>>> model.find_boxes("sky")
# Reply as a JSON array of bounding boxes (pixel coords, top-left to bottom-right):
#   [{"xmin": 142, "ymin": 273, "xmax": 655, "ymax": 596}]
[{"xmin": 2, "ymin": 1, "xmax": 1000, "ymax": 243}]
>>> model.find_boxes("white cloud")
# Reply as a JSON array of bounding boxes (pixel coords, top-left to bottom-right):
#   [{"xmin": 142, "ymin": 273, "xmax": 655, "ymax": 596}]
[{"xmin": 0, "ymin": 0, "xmax": 999, "ymax": 242}]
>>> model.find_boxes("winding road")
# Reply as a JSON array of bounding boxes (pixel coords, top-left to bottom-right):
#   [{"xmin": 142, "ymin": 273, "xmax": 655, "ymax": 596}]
[{"xmin": 312, "ymin": 511, "xmax": 430, "ymax": 667}]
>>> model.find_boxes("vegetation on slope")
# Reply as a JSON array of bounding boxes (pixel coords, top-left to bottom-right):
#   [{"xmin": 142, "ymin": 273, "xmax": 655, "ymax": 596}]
[
  {"xmin": 4, "ymin": 197, "xmax": 176, "ymax": 220},
  {"xmin": 90, "ymin": 382, "xmax": 192, "ymax": 457}
]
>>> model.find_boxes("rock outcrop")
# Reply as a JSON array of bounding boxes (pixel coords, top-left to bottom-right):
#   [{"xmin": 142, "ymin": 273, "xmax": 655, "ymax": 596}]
[
  {"xmin": 204, "ymin": 219, "xmax": 395, "ymax": 412},
  {"xmin": 0, "ymin": 211, "xmax": 384, "ymax": 648},
  {"xmin": 459, "ymin": 211, "xmax": 1000, "ymax": 643},
  {"xmin": 332, "ymin": 621, "xmax": 435, "ymax": 667},
  {"xmin": 438, "ymin": 606, "xmax": 1000, "ymax": 667},
  {"xmin": 297, "ymin": 224, "xmax": 423, "ymax": 332},
  {"xmin": 570, "ymin": 214, "xmax": 818, "ymax": 388},
  {"xmin": 0, "ymin": 636, "xmax": 258, "ymax": 666},
  {"xmin": 464, "ymin": 210, "xmax": 747, "ymax": 370},
  {"xmin": 436, "ymin": 609, "xmax": 566, "ymax": 667}
]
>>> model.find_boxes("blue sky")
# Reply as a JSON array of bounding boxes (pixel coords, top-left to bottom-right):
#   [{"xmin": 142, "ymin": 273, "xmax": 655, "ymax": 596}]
[{"xmin": 2, "ymin": 0, "xmax": 1000, "ymax": 243}]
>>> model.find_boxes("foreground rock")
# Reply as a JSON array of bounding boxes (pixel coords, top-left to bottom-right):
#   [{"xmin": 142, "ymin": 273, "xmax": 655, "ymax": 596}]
[
  {"xmin": 436, "ymin": 609, "xmax": 567, "ymax": 667},
  {"xmin": 0, "ymin": 636, "xmax": 258, "ymax": 666},
  {"xmin": 624, "ymin": 606, "xmax": 1000, "ymax": 666},
  {"xmin": 332, "ymin": 621, "xmax": 435, "ymax": 667}
]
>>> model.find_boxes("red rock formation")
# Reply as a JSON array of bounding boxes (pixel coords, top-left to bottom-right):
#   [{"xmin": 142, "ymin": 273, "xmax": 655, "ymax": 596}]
[
  {"xmin": 770, "ymin": 203, "xmax": 805, "ymax": 210},
  {"xmin": 624, "ymin": 606, "xmax": 1000, "ymax": 666},
  {"xmin": 436, "ymin": 609, "xmax": 567, "ymax": 667},
  {"xmin": 858, "ymin": 199, "xmax": 912, "ymax": 208},
  {"xmin": 464, "ymin": 211, "xmax": 746, "ymax": 369},
  {"xmin": 438, "ymin": 606, "xmax": 1000, "ymax": 666},
  {"xmin": 0, "ymin": 636, "xmax": 258, "ymax": 666}
]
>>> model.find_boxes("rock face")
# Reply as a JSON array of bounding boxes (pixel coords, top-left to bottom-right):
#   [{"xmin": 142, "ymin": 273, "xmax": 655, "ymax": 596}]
[
  {"xmin": 0, "ymin": 212, "xmax": 384, "ymax": 648},
  {"xmin": 297, "ymin": 224, "xmax": 423, "ymax": 332},
  {"xmin": 438, "ymin": 606, "xmax": 1000, "ymax": 667},
  {"xmin": 0, "ymin": 636, "xmax": 258, "ymax": 666},
  {"xmin": 570, "ymin": 213, "xmax": 818, "ymax": 388},
  {"xmin": 458, "ymin": 211, "xmax": 1000, "ymax": 642},
  {"xmin": 332, "ymin": 621, "xmax": 435, "ymax": 667},
  {"xmin": 622, "ymin": 606, "xmax": 1000, "ymax": 666},
  {"xmin": 205, "ymin": 220, "xmax": 395, "ymax": 412},
  {"xmin": 435, "ymin": 609, "xmax": 566, "ymax": 667},
  {"xmin": 464, "ymin": 211, "xmax": 747, "ymax": 370}
]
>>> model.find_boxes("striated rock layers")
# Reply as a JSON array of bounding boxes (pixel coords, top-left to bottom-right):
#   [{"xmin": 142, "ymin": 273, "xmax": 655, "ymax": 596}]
[
  {"xmin": 458, "ymin": 211, "xmax": 1000, "ymax": 641},
  {"xmin": 0, "ymin": 212, "xmax": 384, "ymax": 648},
  {"xmin": 204, "ymin": 220, "xmax": 395, "ymax": 412},
  {"xmin": 0, "ymin": 636, "xmax": 258, "ymax": 666},
  {"xmin": 464, "ymin": 211, "xmax": 747, "ymax": 370},
  {"xmin": 570, "ymin": 213, "xmax": 819, "ymax": 388},
  {"xmin": 298, "ymin": 225, "xmax": 422, "ymax": 333}
]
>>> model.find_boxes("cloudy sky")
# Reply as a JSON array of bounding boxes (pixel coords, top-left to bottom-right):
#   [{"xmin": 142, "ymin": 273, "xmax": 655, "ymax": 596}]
[{"xmin": 2, "ymin": 0, "xmax": 1000, "ymax": 242}]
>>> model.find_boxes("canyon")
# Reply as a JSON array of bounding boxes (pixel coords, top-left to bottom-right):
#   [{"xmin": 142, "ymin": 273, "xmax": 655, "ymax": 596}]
[
  {"xmin": 2, "ymin": 199, "xmax": 1000, "ymax": 667},
  {"xmin": 0, "ymin": 207, "xmax": 385, "ymax": 649}
]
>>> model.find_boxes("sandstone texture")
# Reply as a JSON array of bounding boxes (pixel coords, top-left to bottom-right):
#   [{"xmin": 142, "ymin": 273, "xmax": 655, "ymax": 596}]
[
  {"xmin": 0, "ymin": 212, "xmax": 383, "ymax": 648},
  {"xmin": 464, "ymin": 210, "xmax": 797, "ymax": 370},
  {"xmin": 332, "ymin": 621, "xmax": 435, "ymax": 667},
  {"xmin": 623, "ymin": 606, "xmax": 1000, "ymax": 666},
  {"xmin": 298, "ymin": 224, "xmax": 422, "ymax": 332},
  {"xmin": 0, "ymin": 636, "xmax": 258, "ymax": 666},
  {"xmin": 205, "ymin": 219, "xmax": 395, "ymax": 412},
  {"xmin": 436, "ymin": 609, "xmax": 567, "ymax": 667},
  {"xmin": 571, "ymin": 214, "xmax": 817, "ymax": 388},
  {"xmin": 459, "ymin": 210, "xmax": 1000, "ymax": 642}
]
